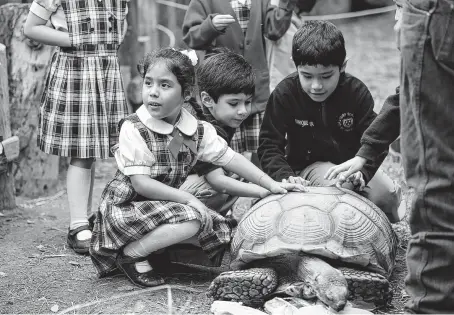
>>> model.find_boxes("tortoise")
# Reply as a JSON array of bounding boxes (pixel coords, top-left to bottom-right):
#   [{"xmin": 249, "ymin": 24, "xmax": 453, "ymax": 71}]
[{"xmin": 208, "ymin": 186, "xmax": 399, "ymax": 311}]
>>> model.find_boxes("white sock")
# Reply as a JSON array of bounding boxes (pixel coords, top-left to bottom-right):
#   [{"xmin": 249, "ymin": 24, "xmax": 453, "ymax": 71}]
[
  {"xmin": 67, "ymin": 165, "xmax": 91, "ymax": 230},
  {"xmin": 135, "ymin": 260, "xmax": 153, "ymax": 273},
  {"xmin": 76, "ymin": 230, "xmax": 92, "ymax": 241}
]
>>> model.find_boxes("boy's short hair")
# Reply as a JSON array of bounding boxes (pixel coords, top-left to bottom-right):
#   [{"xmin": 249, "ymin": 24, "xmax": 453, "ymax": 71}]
[
  {"xmin": 292, "ymin": 20, "xmax": 346, "ymax": 68},
  {"xmin": 196, "ymin": 49, "xmax": 255, "ymax": 103}
]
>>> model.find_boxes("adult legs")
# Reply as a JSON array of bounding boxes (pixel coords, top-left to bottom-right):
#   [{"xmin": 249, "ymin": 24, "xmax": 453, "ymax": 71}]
[{"xmin": 400, "ymin": 0, "xmax": 454, "ymax": 312}]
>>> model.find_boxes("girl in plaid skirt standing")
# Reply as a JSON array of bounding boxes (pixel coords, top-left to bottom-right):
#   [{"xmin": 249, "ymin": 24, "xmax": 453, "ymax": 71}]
[
  {"xmin": 24, "ymin": 0, "xmax": 130, "ymax": 254},
  {"xmin": 89, "ymin": 48, "xmax": 304, "ymax": 287}
]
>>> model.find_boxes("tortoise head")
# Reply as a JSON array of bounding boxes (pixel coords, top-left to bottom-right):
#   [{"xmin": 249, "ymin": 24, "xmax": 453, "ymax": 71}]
[{"xmin": 313, "ymin": 271, "xmax": 349, "ymax": 312}]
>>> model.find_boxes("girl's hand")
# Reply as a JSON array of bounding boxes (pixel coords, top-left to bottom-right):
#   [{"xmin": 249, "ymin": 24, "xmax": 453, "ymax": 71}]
[
  {"xmin": 186, "ymin": 198, "xmax": 213, "ymax": 232},
  {"xmin": 267, "ymin": 181, "xmax": 309, "ymax": 195},
  {"xmin": 212, "ymin": 14, "xmax": 236, "ymax": 31},
  {"xmin": 282, "ymin": 176, "xmax": 311, "ymax": 186}
]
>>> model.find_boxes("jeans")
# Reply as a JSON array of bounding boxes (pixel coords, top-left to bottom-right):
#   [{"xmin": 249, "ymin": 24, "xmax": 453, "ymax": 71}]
[
  {"xmin": 400, "ymin": 0, "xmax": 454, "ymax": 313},
  {"xmin": 297, "ymin": 161, "xmax": 403, "ymax": 223}
]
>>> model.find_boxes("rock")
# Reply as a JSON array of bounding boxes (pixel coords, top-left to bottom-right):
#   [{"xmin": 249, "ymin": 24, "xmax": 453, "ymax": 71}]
[
  {"xmin": 294, "ymin": 304, "xmax": 373, "ymax": 315},
  {"xmin": 211, "ymin": 301, "xmax": 268, "ymax": 315},
  {"xmin": 50, "ymin": 304, "xmax": 59, "ymax": 313},
  {"xmin": 264, "ymin": 297, "xmax": 300, "ymax": 314}
]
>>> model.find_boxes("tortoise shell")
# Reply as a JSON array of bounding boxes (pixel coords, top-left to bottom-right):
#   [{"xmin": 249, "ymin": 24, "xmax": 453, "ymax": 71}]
[{"xmin": 230, "ymin": 186, "xmax": 398, "ymax": 277}]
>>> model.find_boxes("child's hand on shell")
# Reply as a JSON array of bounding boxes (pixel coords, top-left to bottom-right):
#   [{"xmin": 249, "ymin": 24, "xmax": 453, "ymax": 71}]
[
  {"xmin": 337, "ymin": 171, "xmax": 366, "ymax": 191},
  {"xmin": 268, "ymin": 181, "xmax": 309, "ymax": 195},
  {"xmin": 282, "ymin": 176, "xmax": 311, "ymax": 186}
]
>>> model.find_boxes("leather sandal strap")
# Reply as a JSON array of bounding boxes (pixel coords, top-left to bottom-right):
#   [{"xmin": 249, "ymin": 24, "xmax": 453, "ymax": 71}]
[
  {"xmin": 68, "ymin": 225, "xmax": 90, "ymax": 236},
  {"xmin": 118, "ymin": 251, "xmax": 147, "ymax": 264}
]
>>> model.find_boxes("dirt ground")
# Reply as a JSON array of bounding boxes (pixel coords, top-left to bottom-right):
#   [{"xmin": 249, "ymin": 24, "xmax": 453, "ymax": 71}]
[{"xmin": 0, "ymin": 11, "xmax": 411, "ymax": 315}]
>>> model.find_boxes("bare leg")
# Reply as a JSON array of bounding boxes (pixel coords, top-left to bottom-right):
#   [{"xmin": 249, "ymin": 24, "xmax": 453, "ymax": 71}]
[
  {"xmin": 123, "ymin": 220, "xmax": 201, "ymax": 257},
  {"xmin": 67, "ymin": 157, "xmax": 94, "ymax": 231}
]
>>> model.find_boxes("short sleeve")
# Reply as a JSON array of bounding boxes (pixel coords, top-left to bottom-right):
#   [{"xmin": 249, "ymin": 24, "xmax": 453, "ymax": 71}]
[
  {"xmin": 197, "ymin": 121, "xmax": 236, "ymax": 166},
  {"xmin": 115, "ymin": 121, "xmax": 156, "ymax": 176},
  {"xmin": 30, "ymin": 0, "xmax": 60, "ymax": 20}
]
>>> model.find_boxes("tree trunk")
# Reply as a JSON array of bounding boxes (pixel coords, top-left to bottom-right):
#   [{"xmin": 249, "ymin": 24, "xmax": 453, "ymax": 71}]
[
  {"xmin": 118, "ymin": 0, "xmax": 139, "ymax": 113},
  {"xmin": 0, "ymin": 43, "xmax": 16, "ymax": 210},
  {"xmin": 0, "ymin": 3, "xmax": 59, "ymax": 198}
]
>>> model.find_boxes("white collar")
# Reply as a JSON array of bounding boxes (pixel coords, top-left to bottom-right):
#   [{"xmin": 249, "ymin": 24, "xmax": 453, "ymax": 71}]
[{"xmin": 136, "ymin": 105, "xmax": 198, "ymax": 136}]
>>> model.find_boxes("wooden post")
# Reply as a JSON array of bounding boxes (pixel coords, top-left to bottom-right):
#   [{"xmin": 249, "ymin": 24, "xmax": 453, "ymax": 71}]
[
  {"xmin": 138, "ymin": 0, "xmax": 159, "ymax": 54},
  {"xmin": 118, "ymin": 0, "xmax": 139, "ymax": 113},
  {"xmin": 0, "ymin": 43, "xmax": 16, "ymax": 210},
  {"xmin": 0, "ymin": 3, "xmax": 57, "ymax": 198}
]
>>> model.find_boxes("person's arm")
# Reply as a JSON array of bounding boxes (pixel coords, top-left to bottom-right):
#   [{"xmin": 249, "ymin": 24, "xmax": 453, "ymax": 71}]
[
  {"xmin": 205, "ymin": 168, "xmax": 269, "ymax": 198},
  {"xmin": 257, "ymin": 89, "xmax": 296, "ymax": 181},
  {"xmin": 24, "ymin": 3, "xmax": 70, "ymax": 47},
  {"xmin": 130, "ymin": 175, "xmax": 194, "ymax": 204},
  {"xmin": 182, "ymin": 0, "xmax": 224, "ymax": 50},
  {"xmin": 197, "ymin": 121, "xmax": 305, "ymax": 194},
  {"xmin": 353, "ymin": 82, "xmax": 384, "ymax": 183},
  {"xmin": 263, "ymin": 0, "xmax": 299, "ymax": 41},
  {"xmin": 325, "ymin": 87, "xmax": 401, "ymax": 182},
  {"xmin": 357, "ymin": 87, "xmax": 401, "ymax": 161}
]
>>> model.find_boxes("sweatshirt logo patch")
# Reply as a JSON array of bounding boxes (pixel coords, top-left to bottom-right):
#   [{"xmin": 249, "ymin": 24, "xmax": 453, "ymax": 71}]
[
  {"xmin": 338, "ymin": 112, "xmax": 354, "ymax": 131},
  {"xmin": 295, "ymin": 119, "xmax": 314, "ymax": 127}
]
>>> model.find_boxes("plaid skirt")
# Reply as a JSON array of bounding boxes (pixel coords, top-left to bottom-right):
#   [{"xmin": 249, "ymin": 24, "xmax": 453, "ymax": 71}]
[
  {"xmin": 37, "ymin": 45, "xmax": 128, "ymax": 159},
  {"xmin": 90, "ymin": 171, "xmax": 234, "ymax": 277},
  {"xmin": 230, "ymin": 111, "xmax": 264, "ymax": 154}
]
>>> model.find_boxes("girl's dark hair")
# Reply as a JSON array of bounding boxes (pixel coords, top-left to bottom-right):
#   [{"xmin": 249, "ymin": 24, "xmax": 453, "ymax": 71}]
[
  {"xmin": 137, "ymin": 47, "xmax": 196, "ymax": 96},
  {"xmin": 196, "ymin": 48, "xmax": 255, "ymax": 103},
  {"xmin": 292, "ymin": 20, "xmax": 346, "ymax": 68}
]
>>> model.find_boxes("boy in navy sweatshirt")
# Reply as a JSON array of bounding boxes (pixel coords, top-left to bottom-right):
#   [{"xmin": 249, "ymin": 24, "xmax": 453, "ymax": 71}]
[{"xmin": 258, "ymin": 20, "xmax": 404, "ymax": 223}]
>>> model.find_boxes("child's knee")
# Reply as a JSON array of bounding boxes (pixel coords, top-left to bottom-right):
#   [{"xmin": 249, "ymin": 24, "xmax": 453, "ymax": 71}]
[
  {"xmin": 369, "ymin": 185, "xmax": 404, "ymax": 223},
  {"xmin": 185, "ymin": 220, "xmax": 201, "ymax": 234}
]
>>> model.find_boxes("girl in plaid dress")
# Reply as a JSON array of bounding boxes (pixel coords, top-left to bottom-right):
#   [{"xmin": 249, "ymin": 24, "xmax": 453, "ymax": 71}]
[
  {"xmin": 89, "ymin": 48, "xmax": 304, "ymax": 287},
  {"xmin": 24, "ymin": 0, "xmax": 129, "ymax": 254}
]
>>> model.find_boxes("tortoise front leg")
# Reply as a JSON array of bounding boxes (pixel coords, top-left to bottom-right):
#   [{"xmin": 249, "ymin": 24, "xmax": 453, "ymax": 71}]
[{"xmin": 207, "ymin": 268, "xmax": 278, "ymax": 307}]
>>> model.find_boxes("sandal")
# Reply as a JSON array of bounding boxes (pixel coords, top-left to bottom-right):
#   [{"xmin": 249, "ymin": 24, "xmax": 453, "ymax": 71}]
[
  {"xmin": 116, "ymin": 251, "xmax": 165, "ymax": 287},
  {"xmin": 147, "ymin": 249, "xmax": 171, "ymax": 274},
  {"xmin": 67, "ymin": 225, "xmax": 91, "ymax": 254}
]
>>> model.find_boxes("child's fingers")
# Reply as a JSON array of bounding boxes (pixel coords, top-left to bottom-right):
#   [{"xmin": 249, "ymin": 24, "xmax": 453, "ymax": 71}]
[
  {"xmin": 354, "ymin": 172, "xmax": 363, "ymax": 186},
  {"xmin": 291, "ymin": 183, "xmax": 308, "ymax": 192},
  {"xmin": 295, "ymin": 177, "xmax": 310, "ymax": 186},
  {"xmin": 325, "ymin": 166, "xmax": 339, "ymax": 180}
]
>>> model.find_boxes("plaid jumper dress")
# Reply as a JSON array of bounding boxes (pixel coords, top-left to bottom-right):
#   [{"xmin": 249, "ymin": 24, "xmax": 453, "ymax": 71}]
[
  {"xmin": 229, "ymin": 0, "xmax": 264, "ymax": 154},
  {"xmin": 37, "ymin": 0, "xmax": 129, "ymax": 158},
  {"xmin": 90, "ymin": 114, "xmax": 234, "ymax": 277}
]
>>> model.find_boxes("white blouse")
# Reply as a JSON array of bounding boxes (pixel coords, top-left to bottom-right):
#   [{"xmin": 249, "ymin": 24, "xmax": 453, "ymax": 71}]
[
  {"xmin": 115, "ymin": 105, "xmax": 236, "ymax": 176},
  {"xmin": 30, "ymin": 0, "xmax": 129, "ymax": 32}
]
